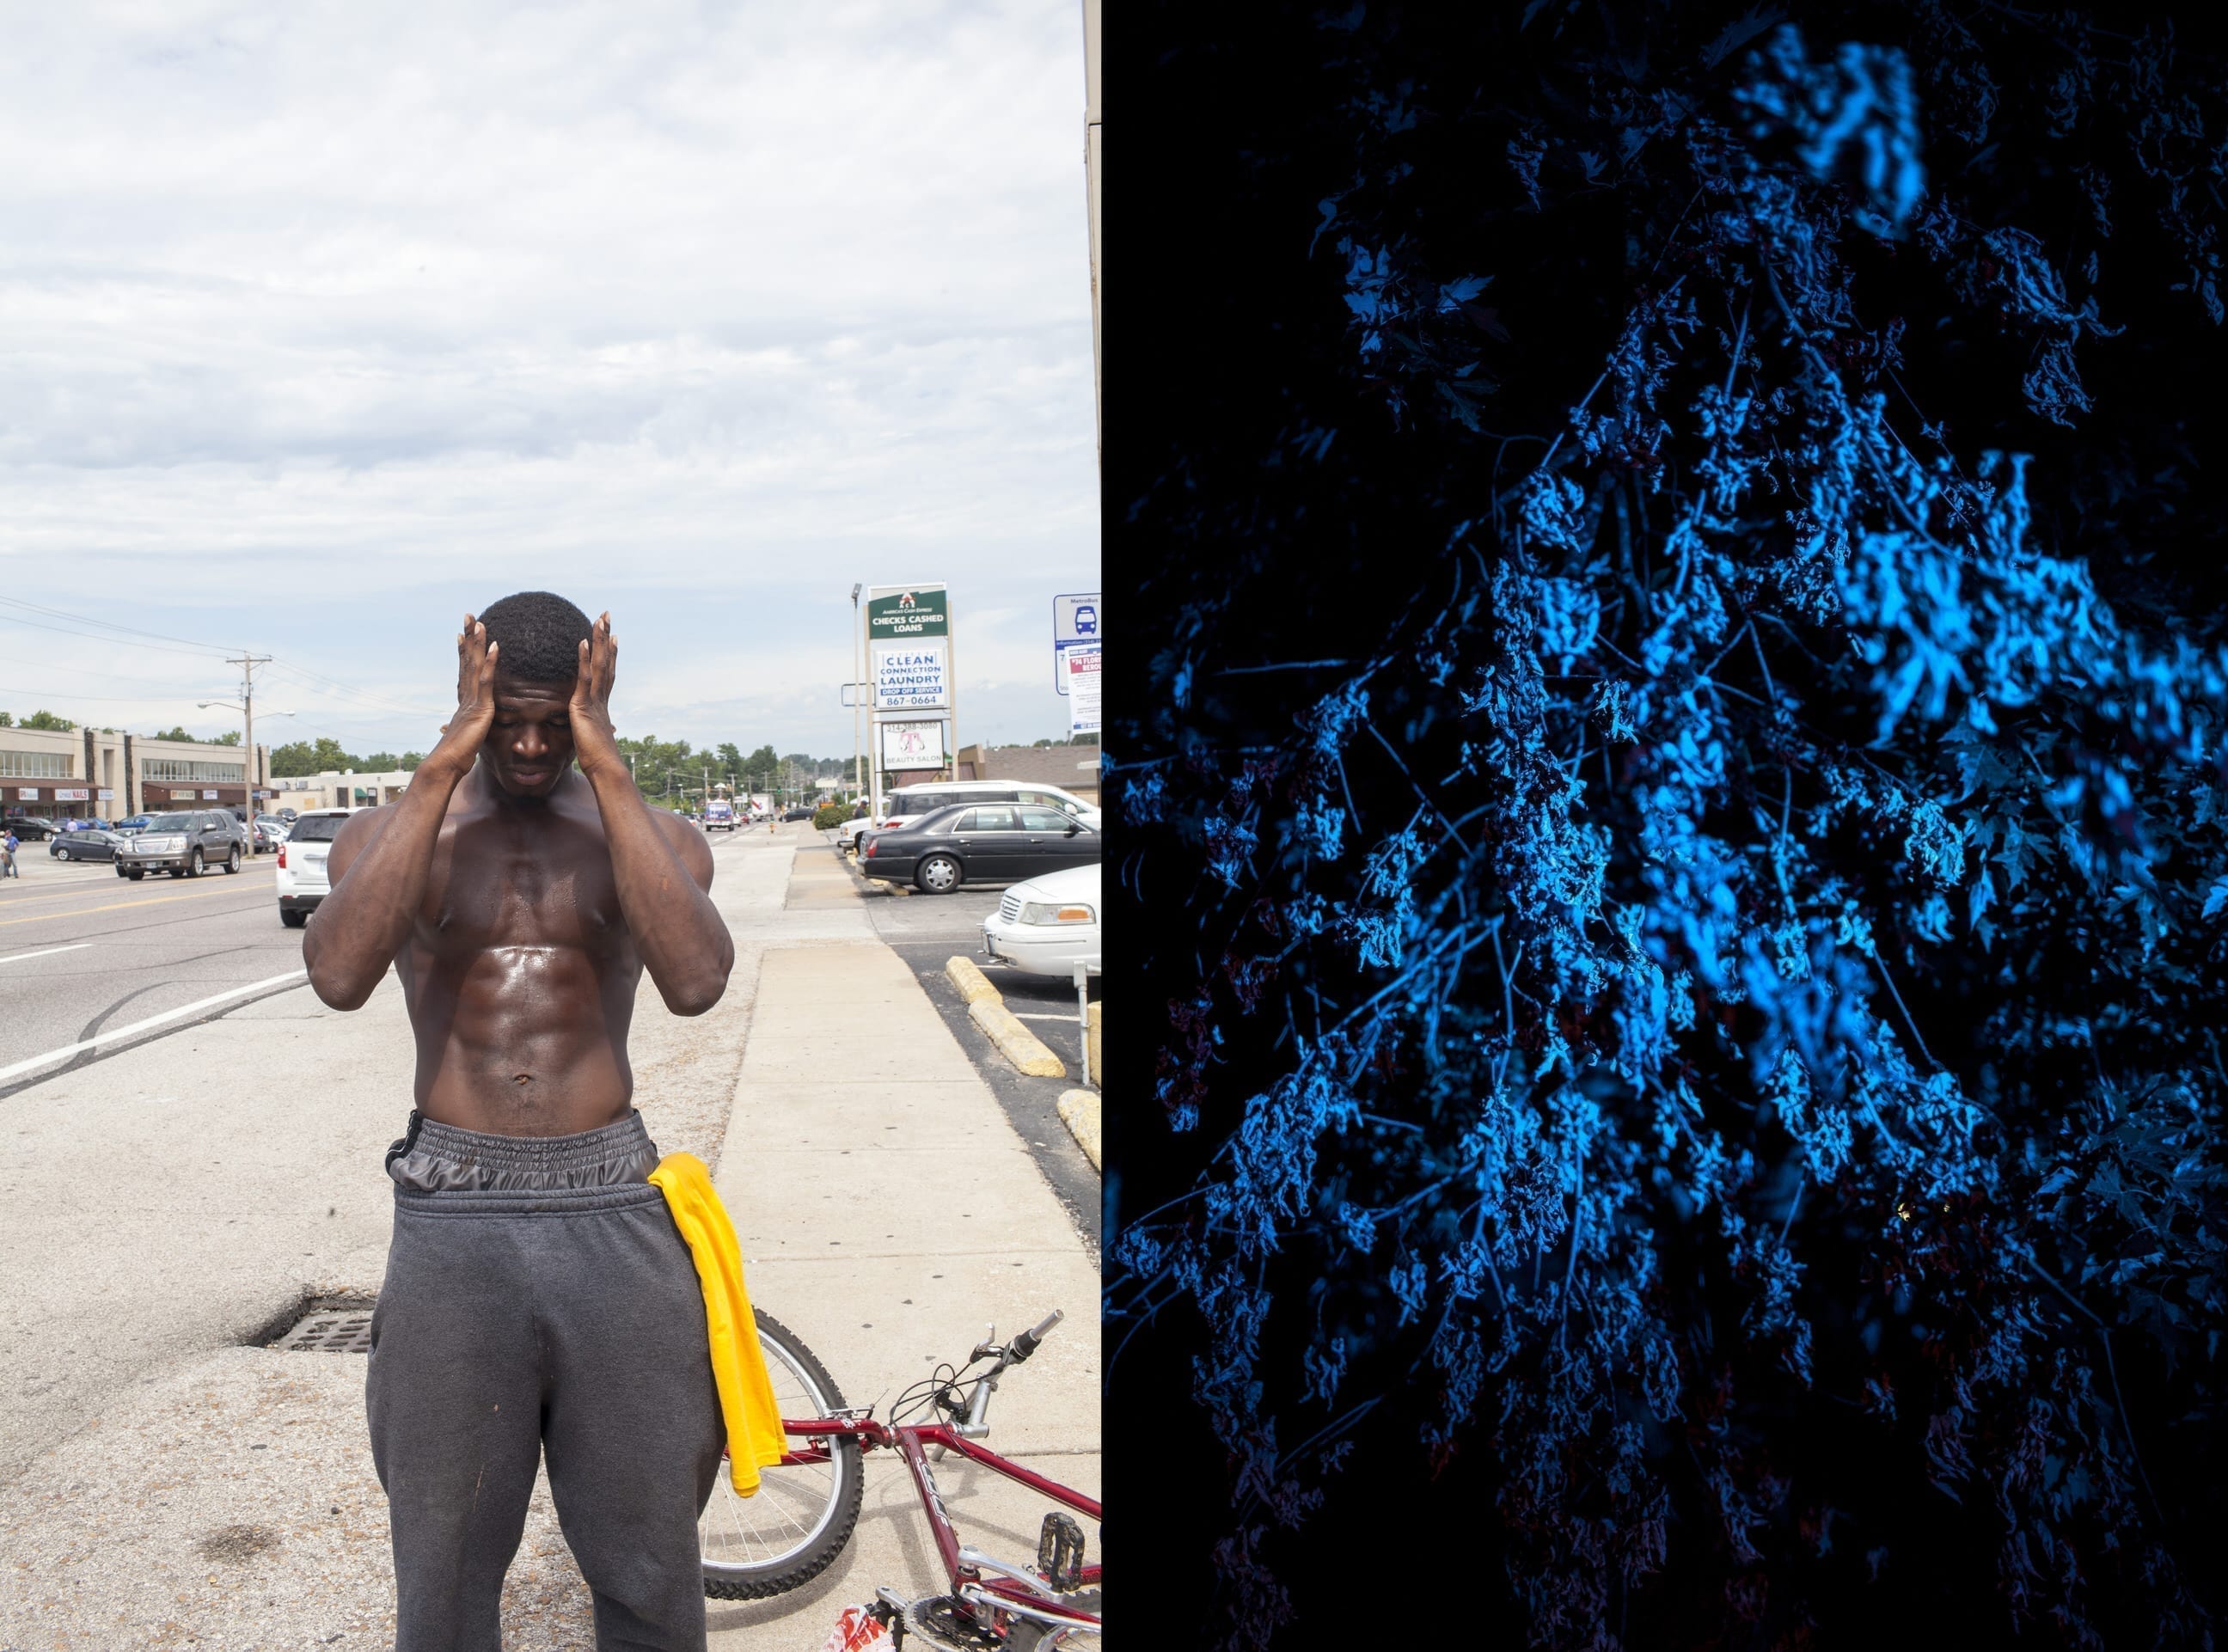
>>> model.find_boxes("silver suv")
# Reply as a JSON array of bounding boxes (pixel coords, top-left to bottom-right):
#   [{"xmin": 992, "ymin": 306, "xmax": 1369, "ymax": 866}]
[{"xmin": 114, "ymin": 810, "xmax": 245, "ymax": 879}]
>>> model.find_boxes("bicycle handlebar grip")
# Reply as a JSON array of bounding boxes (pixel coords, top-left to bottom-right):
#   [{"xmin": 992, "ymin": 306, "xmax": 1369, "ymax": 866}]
[{"xmin": 1012, "ymin": 1308, "xmax": 1065, "ymax": 1362}]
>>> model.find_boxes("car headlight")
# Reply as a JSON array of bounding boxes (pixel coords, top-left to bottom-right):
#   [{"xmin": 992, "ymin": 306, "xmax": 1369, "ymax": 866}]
[{"xmin": 1019, "ymin": 902, "xmax": 1096, "ymax": 925}]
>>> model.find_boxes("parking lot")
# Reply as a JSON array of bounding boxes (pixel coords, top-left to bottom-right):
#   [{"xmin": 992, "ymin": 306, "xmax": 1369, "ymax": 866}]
[{"xmin": 822, "ymin": 832, "xmax": 1104, "ymax": 1250}]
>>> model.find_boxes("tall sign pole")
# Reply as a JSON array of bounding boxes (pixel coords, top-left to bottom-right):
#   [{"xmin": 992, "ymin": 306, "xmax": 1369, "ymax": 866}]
[
  {"xmin": 865, "ymin": 584, "xmax": 952, "ymax": 800},
  {"xmin": 1081, "ymin": 0, "xmax": 1100, "ymax": 465},
  {"xmin": 850, "ymin": 584, "xmax": 864, "ymax": 805}
]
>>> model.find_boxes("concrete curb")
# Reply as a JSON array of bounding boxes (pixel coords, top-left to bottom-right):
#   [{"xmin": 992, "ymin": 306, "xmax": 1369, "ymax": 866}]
[
  {"xmin": 946, "ymin": 955, "xmax": 1001, "ymax": 1005},
  {"xmin": 1087, "ymin": 1001, "xmax": 1102, "ymax": 1084},
  {"xmin": 839, "ymin": 845, "xmax": 910, "ymax": 896},
  {"xmin": 1056, "ymin": 1088, "xmax": 1102, "ymax": 1170},
  {"xmin": 968, "ymin": 996, "xmax": 1067, "ymax": 1078}
]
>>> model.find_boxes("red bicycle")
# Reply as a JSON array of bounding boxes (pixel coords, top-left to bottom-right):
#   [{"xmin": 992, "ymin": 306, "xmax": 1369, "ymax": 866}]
[{"xmin": 701, "ymin": 1308, "xmax": 1102, "ymax": 1649}]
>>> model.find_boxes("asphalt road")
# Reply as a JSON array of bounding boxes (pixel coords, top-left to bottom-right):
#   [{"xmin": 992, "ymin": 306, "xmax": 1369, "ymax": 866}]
[{"xmin": 0, "ymin": 846, "xmax": 305, "ymax": 1096}]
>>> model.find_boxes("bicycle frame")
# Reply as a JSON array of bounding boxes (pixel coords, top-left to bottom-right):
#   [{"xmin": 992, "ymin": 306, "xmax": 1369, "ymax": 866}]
[{"xmin": 781, "ymin": 1416, "xmax": 1103, "ymax": 1636}]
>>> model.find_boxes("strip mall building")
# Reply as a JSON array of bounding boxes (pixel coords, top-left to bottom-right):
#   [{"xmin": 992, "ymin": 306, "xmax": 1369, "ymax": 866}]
[{"xmin": 0, "ymin": 725, "xmax": 274, "ymax": 823}]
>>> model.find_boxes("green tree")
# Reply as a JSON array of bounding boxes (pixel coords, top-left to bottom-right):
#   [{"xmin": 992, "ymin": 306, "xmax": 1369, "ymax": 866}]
[
  {"xmin": 25, "ymin": 710, "xmax": 77, "ymax": 731},
  {"xmin": 150, "ymin": 724, "xmax": 193, "ymax": 741},
  {"xmin": 360, "ymin": 751, "xmax": 399, "ymax": 770},
  {"xmin": 401, "ymin": 751, "xmax": 425, "ymax": 771},
  {"xmin": 0, "ymin": 712, "xmax": 12, "ymax": 726},
  {"xmin": 211, "ymin": 731, "xmax": 242, "ymax": 746},
  {"xmin": 270, "ymin": 736, "xmax": 362, "ymax": 776},
  {"xmin": 613, "ymin": 734, "xmax": 696, "ymax": 805},
  {"xmin": 716, "ymin": 742, "xmax": 744, "ymax": 780}
]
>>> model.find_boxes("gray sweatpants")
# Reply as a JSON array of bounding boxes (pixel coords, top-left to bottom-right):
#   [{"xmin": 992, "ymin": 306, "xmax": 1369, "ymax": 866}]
[{"xmin": 366, "ymin": 1111, "xmax": 725, "ymax": 1652}]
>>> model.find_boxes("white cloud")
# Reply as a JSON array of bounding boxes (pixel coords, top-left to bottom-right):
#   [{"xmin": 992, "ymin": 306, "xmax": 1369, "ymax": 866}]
[{"xmin": 0, "ymin": 0, "xmax": 1099, "ymax": 759}]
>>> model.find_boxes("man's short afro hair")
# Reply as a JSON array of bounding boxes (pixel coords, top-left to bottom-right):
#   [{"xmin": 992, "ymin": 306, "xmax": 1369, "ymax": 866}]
[{"xmin": 480, "ymin": 591, "xmax": 592, "ymax": 686}]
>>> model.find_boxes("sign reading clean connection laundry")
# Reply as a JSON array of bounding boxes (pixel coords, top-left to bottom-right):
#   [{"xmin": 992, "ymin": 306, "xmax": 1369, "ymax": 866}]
[{"xmin": 873, "ymin": 641, "xmax": 949, "ymax": 709}]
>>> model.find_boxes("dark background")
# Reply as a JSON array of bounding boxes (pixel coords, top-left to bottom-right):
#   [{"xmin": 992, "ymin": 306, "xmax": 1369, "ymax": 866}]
[{"xmin": 1108, "ymin": 2, "xmax": 2228, "ymax": 1647}]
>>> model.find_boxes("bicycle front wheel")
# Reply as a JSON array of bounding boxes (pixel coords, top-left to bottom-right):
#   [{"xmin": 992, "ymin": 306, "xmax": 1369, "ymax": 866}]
[{"xmin": 700, "ymin": 1308, "xmax": 865, "ymax": 1600}]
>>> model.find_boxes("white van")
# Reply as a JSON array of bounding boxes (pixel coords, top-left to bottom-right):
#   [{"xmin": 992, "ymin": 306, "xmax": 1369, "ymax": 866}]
[
  {"xmin": 872, "ymin": 780, "xmax": 1100, "ymax": 837},
  {"xmin": 274, "ymin": 806, "xmax": 363, "ymax": 927}
]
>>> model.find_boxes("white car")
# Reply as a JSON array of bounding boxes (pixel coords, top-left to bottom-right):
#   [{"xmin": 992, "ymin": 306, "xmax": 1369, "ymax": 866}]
[
  {"xmin": 835, "ymin": 801, "xmax": 889, "ymax": 853},
  {"xmin": 980, "ymin": 864, "xmax": 1101, "ymax": 977},
  {"xmin": 274, "ymin": 806, "xmax": 363, "ymax": 927}
]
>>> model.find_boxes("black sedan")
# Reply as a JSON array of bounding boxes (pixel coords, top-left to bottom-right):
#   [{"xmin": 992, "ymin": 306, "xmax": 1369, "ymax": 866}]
[
  {"xmin": 859, "ymin": 802, "xmax": 1100, "ymax": 895},
  {"xmin": 48, "ymin": 828, "xmax": 123, "ymax": 863},
  {"xmin": 6, "ymin": 816, "xmax": 60, "ymax": 841}
]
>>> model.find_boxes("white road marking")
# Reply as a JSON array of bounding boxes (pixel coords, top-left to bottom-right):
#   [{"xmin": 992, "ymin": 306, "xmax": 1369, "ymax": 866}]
[
  {"xmin": 0, "ymin": 944, "xmax": 93, "ymax": 967},
  {"xmin": 0, "ymin": 969, "xmax": 309, "ymax": 1086}
]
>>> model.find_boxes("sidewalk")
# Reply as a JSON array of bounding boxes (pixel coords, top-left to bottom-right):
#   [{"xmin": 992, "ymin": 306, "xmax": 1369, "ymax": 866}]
[{"xmin": 0, "ymin": 831, "xmax": 1099, "ymax": 1650}]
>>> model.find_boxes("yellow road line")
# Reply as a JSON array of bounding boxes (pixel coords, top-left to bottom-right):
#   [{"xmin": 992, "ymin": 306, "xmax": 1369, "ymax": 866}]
[{"xmin": 0, "ymin": 880, "xmax": 276, "ymax": 927}]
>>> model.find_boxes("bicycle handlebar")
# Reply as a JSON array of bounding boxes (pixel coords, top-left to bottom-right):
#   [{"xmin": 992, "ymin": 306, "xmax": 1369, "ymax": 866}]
[{"xmin": 1010, "ymin": 1308, "xmax": 1064, "ymax": 1363}]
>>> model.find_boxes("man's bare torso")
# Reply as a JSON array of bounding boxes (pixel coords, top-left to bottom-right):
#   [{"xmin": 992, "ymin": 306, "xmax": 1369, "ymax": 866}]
[
  {"xmin": 304, "ymin": 610, "xmax": 731, "ymax": 1134},
  {"xmin": 387, "ymin": 773, "xmax": 667, "ymax": 1135}
]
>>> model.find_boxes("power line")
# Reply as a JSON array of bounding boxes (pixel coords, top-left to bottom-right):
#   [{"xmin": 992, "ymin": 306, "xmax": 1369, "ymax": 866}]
[
  {"xmin": 0, "ymin": 594, "xmax": 235, "ymax": 655},
  {"xmin": 0, "ymin": 595, "xmax": 440, "ymax": 722},
  {"xmin": 0, "ymin": 610, "xmax": 240, "ymax": 663},
  {"xmin": 262, "ymin": 659, "xmax": 442, "ymax": 719},
  {"xmin": 0, "ymin": 685, "xmax": 212, "ymax": 704}
]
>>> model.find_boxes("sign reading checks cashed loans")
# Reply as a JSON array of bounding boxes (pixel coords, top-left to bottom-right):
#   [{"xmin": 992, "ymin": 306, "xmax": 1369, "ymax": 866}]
[{"xmin": 866, "ymin": 588, "xmax": 950, "ymax": 639}]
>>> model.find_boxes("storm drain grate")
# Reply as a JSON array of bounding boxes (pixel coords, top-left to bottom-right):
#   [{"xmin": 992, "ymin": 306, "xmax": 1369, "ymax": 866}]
[{"xmin": 270, "ymin": 1299, "xmax": 376, "ymax": 1354}]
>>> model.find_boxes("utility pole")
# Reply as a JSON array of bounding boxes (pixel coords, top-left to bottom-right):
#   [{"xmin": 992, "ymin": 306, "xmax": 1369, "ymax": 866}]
[
  {"xmin": 851, "ymin": 584, "xmax": 864, "ymax": 809},
  {"xmin": 226, "ymin": 653, "xmax": 272, "ymax": 840}
]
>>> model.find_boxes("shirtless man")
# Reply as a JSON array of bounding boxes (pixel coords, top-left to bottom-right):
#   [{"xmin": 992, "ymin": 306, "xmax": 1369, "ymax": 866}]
[{"xmin": 307, "ymin": 590, "xmax": 735, "ymax": 1652}]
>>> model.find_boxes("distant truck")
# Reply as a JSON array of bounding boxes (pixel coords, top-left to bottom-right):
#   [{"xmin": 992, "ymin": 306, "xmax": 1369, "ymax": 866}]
[{"xmin": 702, "ymin": 799, "xmax": 738, "ymax": 832}]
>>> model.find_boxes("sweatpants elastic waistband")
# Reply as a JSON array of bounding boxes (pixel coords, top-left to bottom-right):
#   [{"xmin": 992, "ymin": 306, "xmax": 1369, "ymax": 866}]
[{"xmin": 386, "ymin": 1109, "xmax": 661, "ymax": 1197}]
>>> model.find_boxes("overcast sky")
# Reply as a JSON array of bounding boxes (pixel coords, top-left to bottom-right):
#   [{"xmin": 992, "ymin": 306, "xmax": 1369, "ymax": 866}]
[{"xmin": 0, "ymin": 0, "xmax": 1099, "ymax": 766}]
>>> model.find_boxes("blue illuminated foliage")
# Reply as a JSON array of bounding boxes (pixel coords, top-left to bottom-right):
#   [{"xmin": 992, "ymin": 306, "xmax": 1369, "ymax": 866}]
[{"xmin": 1119, "ymin": 5, "xmax": 2228, "ymax": 1648}]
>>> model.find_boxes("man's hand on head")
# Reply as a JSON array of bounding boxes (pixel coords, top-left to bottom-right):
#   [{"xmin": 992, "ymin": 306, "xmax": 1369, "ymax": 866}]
[
  {"xmin": 570, "ymin": 611, "xmax": 624, "ymax": 782},
  {"xmin": 423, "ymin": 615, "xmax": 500, "ymax": 780}
]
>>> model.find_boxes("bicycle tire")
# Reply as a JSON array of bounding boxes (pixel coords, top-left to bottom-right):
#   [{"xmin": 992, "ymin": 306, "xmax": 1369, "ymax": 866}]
[{"xmin": 701, "ymin": 1309, "xmax": 865, "ymax": 1601}]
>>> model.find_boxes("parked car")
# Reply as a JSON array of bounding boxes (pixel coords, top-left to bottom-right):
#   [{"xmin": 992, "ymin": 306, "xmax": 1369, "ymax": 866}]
[
  {"xmin": 113, "ymin": 810, "xmax": 245, "ymax": 879},
  {"xmin": 979, "ymin": 863, "xmax": 1100, "ymax": 976},
  {"xmin": 866, "ymin": 780, "xmax": 1102, "ymax": 841},
  {"xmin": 4, "ymin": 816, "xmax": 60, "ymax": 841},
  {"xmin": 61, "ymin": 817, "xmax": 112, "ymax": 833},
  {"xmin": 836, "ymin": 798, "xmax": 891, "ymax": 853},
  {"xmin": 859, "ymin": 802, "xmax": 1101, "ymax": 895},
  {"xmin": 276, "ymin": 807, "xmax": 299, "ymax": 823},
  {"xmin": 275, "ymin": 807, "xmax": 358, "ymax": 926},
  {"xmin": 48, "ymin": 829, "xmax": 123, "ymax": 864},
  {"xmin": 113, "ymin": 813, "xmax": 155, "ymax": 836},
  {"xmin": 250, "ymin": 814, "xmax": 289, "ymax": 853},
  {"xmin": 781, "ymin": 806, "xmax": 815, "ymax": 823}
]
